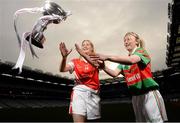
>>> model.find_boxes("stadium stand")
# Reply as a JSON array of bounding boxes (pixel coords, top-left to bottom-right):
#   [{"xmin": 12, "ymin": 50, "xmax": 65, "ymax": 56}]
[
  {"xmin": 1, "ymin": 58, "xmax": 180, "ymax": 109},
  {"xmin": 0, "ymin": 59, "xmax": 132, "ymax": 108},
  {"xmin": 0, "ymin": 60, "xmax": 73, "ymax": 108},
  {"xmin": 167, "ymin": 0, "xmax": 180, "ymax": 69},
  {"xmin": 165, "ymin": 0, "xmax": 180, "ymax": 100}
]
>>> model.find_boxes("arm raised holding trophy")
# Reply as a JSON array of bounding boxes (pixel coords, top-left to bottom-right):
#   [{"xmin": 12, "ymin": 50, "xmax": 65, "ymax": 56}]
[{"xmin": 13, "ymin": 0, "xmax": 71, "ymax": 73}]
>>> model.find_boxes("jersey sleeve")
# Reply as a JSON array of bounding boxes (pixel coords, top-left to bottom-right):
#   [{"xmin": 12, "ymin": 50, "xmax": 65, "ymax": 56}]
[
  {"xmin": 133, "ymin": 48, "xmax": 150, "ymax": 65},
  {"xmin": 117, "ymin": 64, "xmax": 123, "ymax": 70}
]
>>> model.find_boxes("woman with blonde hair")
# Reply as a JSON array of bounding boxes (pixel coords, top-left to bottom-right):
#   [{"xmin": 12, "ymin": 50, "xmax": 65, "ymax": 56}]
[
  {"xmin": 59, "ymin": 40, "xmax": 101, "ymax": 122},
  {"xmin": 93, "ymin": 32, "xmax": 168, "ymax": 122}
]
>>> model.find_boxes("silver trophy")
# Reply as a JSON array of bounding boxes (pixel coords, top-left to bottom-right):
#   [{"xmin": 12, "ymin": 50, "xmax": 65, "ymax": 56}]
[{"xmin": 13, "ymin": 1, "xmax": 71, "ymax": 73}]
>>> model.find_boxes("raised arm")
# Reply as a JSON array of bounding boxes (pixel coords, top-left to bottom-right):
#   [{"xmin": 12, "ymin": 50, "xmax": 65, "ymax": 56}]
[
  {"xmin": 59, "ymin": 42, "xmax": 72, "ymax": 72},
  {"xmin": 97, "ymin": 54, "xmax": 141, "ymax": 65}
]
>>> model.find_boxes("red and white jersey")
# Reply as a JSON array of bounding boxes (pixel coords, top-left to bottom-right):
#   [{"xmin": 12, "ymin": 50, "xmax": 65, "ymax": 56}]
[{"xmin": 68, "ymin": 58, "xmax": 100, "ymax": 91}]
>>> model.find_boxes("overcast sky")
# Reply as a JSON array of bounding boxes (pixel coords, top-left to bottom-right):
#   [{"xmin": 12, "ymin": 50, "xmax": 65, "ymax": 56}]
[{"xmin": 0, "ymin": 0, "xmax": 171, "ymax": 79}]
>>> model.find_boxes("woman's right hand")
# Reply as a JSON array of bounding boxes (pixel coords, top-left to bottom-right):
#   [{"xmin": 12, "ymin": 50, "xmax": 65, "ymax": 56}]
[
  {"xmin": 59, "ymin": 42, "xmax": 72, "ymax": 58},
  {"xmin": 90, "ymin": 53, "xmax": 108, "ymax": 61}
]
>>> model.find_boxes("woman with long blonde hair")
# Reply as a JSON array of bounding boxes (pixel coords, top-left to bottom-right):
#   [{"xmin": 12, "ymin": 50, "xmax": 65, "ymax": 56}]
[{"xmin": 59, "ymin": 40, "xmax": 101, "ymax": 123}]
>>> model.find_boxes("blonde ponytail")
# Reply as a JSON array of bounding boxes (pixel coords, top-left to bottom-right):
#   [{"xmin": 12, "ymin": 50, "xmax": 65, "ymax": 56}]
[{"xmin": 138, "ymin": 38, "xmax": 145, "ymax": 49}]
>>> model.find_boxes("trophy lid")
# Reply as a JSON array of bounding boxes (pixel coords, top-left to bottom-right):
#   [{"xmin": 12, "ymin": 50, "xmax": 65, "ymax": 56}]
[{"xmin": 43, "ymin": 1, "xmax": 66, "ymax": 17}]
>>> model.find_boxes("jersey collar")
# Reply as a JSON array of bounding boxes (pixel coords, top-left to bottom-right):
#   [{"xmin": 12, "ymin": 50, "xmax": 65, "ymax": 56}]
[{"xmin": 129, "ymin": 46, "xmax": 138, "ymax": 56}]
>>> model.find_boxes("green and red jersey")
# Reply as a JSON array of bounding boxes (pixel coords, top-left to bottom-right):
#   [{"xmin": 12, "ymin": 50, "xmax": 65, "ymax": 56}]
[{"xmin": 117, "ymin": 47, "xmax": 159, "ymax": 95}]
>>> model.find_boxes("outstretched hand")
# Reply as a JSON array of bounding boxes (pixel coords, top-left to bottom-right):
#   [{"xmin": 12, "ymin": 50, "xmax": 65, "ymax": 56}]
[
  {"xmin": 90, "ymin": 53, "xmax": 108, "ymax": 61},
  {"xmin": 59, "ymin": 42, "xmax": 72, "ymax": 58},
  {"xmin": 89, "ymin": 54, "xmax": 106, "ymax": 69}
]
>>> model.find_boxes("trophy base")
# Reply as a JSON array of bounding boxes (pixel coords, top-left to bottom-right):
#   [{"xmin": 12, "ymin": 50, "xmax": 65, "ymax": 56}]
[{"xmin": 26, "ymin": 35, "xmax": 43, "ymax": 49}]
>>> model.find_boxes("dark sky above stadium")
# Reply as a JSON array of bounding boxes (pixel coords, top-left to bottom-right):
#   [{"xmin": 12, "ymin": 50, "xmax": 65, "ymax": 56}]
[{"xmin": 0, "ymin": 0, "xmax": 171, "ymax": 79}]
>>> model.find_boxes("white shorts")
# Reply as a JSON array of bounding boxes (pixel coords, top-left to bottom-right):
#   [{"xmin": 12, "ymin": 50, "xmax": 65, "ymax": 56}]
[
  {"xmin": 69, "ymin": 86, "xmax": 101, "ymax": 120},
  {"xmin": 132, "ymin": 90, "xmax": 168, "ymax": 122}
]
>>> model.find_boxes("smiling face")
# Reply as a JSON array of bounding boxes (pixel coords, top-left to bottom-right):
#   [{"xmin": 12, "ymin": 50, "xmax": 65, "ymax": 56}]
[
  {"xmin": 123, "ymin": 33, "xmax": 139, "ymax": 53},
  {"xmin": 81, "ymin": 40, "xmax": 95, "ymax": 55}
]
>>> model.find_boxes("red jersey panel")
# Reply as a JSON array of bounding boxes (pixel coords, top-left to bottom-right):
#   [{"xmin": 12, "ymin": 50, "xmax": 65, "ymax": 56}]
[{"xmin": 71, "ymin": 58, "xmax": 100, "ymax": 91}]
